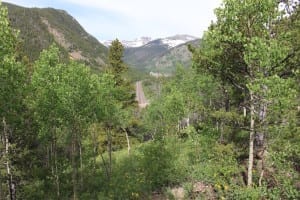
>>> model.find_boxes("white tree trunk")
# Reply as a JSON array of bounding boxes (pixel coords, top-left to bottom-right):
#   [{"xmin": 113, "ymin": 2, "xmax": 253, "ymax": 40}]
[
  {"xmin": 54, "ymin": 141, "xmax": 60, "ymax": 198},
  {"xmin": 3, "ymin": 117, "xmax": 16, "ymax": 200},
  {"xmin": 123, "ymin": 128, "xmax": 131, "ymax": 155},
  {"xmin": 248, "ymin": 91, "xmax": 255, "ymax": 187},
  {"xmin": 71, "ymin": 133, "xmax": 77, "ymax": 200},
  {"xmin": 106, "ymin": 128, "xmax": 112, "ymax": 179},
  {"xmin": 257, "ymin": 85, "xmax": 268, "ymax": 186},
  {"xmin": 79, "ymin": 142, "xmax": 83, "ymax": 190}
]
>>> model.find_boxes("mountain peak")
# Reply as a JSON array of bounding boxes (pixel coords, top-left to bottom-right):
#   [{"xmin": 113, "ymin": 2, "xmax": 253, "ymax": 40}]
[{"xmin": 167, "ymin": 34, "xmax": 198, "ymax": 40}]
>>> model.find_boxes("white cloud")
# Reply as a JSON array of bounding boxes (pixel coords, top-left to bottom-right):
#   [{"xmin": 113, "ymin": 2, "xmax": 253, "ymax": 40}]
[
  {"xmin": 66, "ymin": 0, "xmax": 221, "ymax": 22},
  {"xmin": 64, "ymin": 0, "xmax": 222, "ymax": 39},
  {"xmin": 3, "ymin": 0, "xmax": 223, "ymax": 40}
]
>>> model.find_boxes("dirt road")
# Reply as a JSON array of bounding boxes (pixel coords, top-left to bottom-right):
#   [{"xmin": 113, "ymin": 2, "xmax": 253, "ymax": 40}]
[{"xmin": 136, "ymin": 81, "xmax": 149, "ymax": 108}]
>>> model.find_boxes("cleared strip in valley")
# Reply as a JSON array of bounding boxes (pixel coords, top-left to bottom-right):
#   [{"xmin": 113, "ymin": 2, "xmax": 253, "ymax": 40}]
[{"xmin": 135, "ymin": 81, "xmax": 149, "ymax": 108}]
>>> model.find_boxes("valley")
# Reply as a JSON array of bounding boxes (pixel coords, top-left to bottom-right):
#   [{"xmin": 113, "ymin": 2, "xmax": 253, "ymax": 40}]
[
  {"xmin": 1, "ymin": 1, "xmax": 299, "ymax": 200},
  {"xmin": 5, "ymin": 2, "xmax": 200, "ymax": 74}
]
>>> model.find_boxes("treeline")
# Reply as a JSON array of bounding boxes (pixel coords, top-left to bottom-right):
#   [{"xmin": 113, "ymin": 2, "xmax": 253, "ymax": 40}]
[{"xmin": 1, "ymin": 0, "xmax": 300, "ymax": 199}]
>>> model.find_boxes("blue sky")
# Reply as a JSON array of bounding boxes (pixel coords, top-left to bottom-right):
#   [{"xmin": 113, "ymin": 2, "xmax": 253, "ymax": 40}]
[{"xmin": 3, "ymin": 0, "xmax": 222, "ymax": 41}]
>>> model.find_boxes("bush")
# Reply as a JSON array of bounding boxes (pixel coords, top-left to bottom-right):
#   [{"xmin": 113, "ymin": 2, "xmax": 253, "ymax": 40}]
[
  {"xmin": 99, "ymin": 140, "xmax": 180, "ymax": 199},
  {"xmin": 139, "ymin": 141, "xmax": 176, "ymax": 190}
]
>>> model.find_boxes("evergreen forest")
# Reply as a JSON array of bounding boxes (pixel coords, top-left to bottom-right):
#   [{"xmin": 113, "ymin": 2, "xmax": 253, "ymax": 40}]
[{"xmin": 0, "ymin": 0, "xmax": 299, "ymax": 199}]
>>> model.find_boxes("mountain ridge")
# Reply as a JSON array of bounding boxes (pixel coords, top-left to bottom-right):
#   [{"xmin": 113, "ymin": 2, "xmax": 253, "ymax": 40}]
[{"xmin": 103, "ymin": 34, "xmax": 198, "ymax": 49}]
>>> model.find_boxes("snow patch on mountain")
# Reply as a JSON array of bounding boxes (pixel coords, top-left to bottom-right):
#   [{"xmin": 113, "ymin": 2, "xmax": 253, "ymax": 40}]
[
  {"xmin": 102, "ymin": 34, "xmax": 198, "ymax": 49},
  {"xmin": 161, "ymin": 39, "xmax": 187, "ymax": 48},
  {"xmin": 162, "ymin": 35, "xmax": 198, "ymax": 48},
  {"xmin": 102, "ymin": 37, "xmax": 152, "ymax": 48},
  {"xmin": 122, "ymin": 37, "xmax": 152, "ymax": 48}
]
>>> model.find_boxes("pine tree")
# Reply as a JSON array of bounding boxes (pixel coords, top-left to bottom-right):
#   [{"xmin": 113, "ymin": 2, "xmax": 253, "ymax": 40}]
[{"xmin": 108, "ymin": 39, "xmax": 127, "ymax": 85}]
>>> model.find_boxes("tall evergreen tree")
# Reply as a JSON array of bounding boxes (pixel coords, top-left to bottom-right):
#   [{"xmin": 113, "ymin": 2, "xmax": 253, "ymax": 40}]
[{"xmin": 108, "ymin": 39, "xmax": 127, "ymax": 85}]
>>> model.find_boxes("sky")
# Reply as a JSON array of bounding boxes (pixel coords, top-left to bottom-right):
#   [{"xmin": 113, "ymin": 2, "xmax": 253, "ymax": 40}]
[{"xmin": 3, "ymin": 0, "xmax": 222, "ymax": 41}]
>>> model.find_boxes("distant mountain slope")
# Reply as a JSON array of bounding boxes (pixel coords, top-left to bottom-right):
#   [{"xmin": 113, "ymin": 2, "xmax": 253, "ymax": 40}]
[
  {"xmin": 150, "ymin": 39, "xmax": 201, "ymax": 73},
  {"xmin": 4, "ymin": 2, "xmax": 107, "ymax": 69},
  {"xmin": 124, "ymin": 35, "xmax": 199, "ymax": 73},
  {"xmin": 124, "ymin": 39, "xmax": 170, "ymax": 70}
]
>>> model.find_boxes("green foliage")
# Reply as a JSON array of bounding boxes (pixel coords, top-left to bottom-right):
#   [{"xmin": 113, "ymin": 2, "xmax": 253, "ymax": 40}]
[
  {"xmin": 0, "ymin": 2, "xmax": 18, "ymax": 57},
  {"xmin": 138, "ymin": 1, "xmax": 300, "ymax": 198},
  {"xmin": 0, "ymin": 3, "xmax": 39, "ymax": 199},
  {"xmin": 143, "ymin": 66, "xmax": 220, "ymax": 139},
  {"xmin": 107, "ymin": 39, "xmax": 136, "ymax": 111},
  {"xmin": 190, "ymin": 0, "xmax": 299, "ymax": 190},
  {"xmin": 26, "ymin": 44, "xmax": 123, "ymax": 199},
  {"xmin": 186, "ymin": 133, "xmax": 241, "ymax": 184},
  {"xmin": 139, "ymin": 141, "xmax": 176, "ymax": 189},
  {"xmin": 0, "ymin": 0, "xmax": 299, "ymax": 199},
  {"xmin": 30, "ymin": 44, "xmax": 117, "ymax": 129},
  {"xmin": 0, "ymin": 53, "xmax": 26, "ymax": 121}
]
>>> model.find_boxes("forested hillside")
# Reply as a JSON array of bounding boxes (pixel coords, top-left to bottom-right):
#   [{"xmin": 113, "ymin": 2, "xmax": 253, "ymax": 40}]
[
  {"xmin": 4, "ymin": 2, "xmax": 107, "ymax": 70},
  {"xmin": 0, "ymin": 0, "xmax": 299, "ymax": 200}
]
